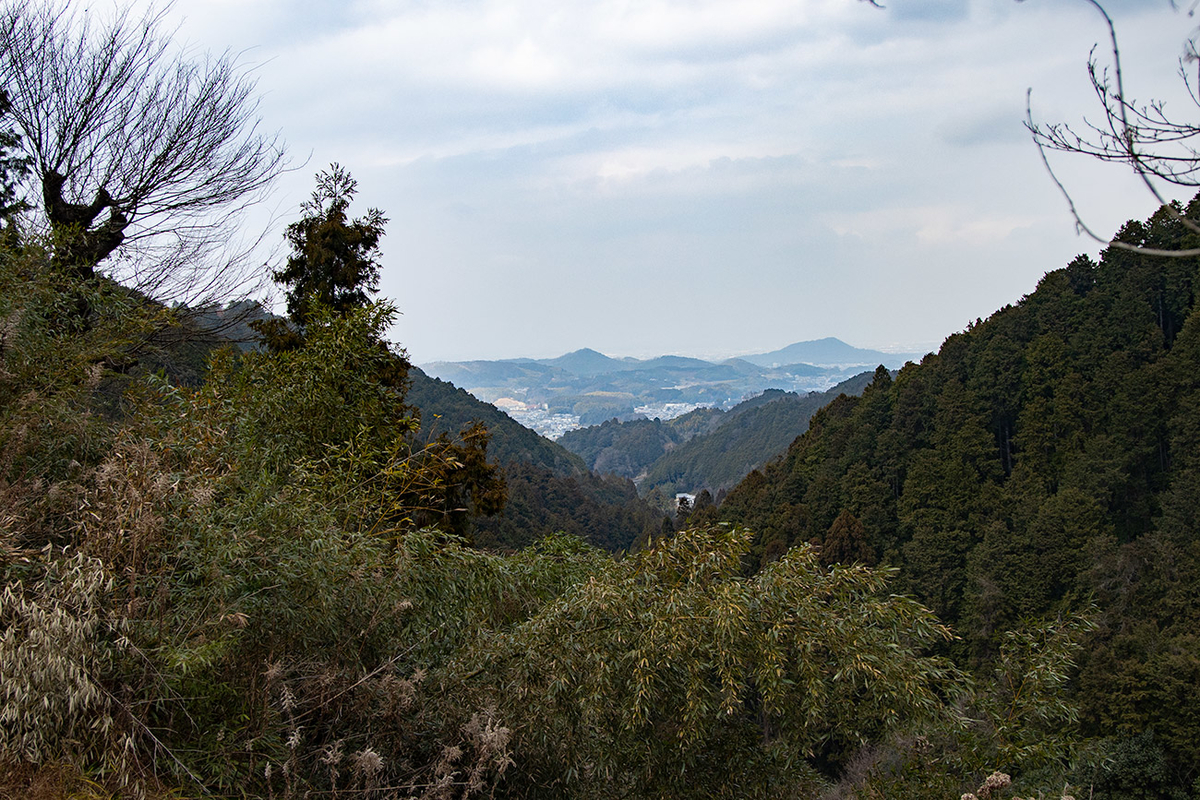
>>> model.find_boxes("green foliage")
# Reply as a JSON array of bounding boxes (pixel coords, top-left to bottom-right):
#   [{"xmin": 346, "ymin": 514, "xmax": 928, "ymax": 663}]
[
  {"xmin": 966, "ymin": 612, "xmax": 1096, "ymax": 777},
  {"xmin": 0, "ymin": 247, "xmax": 992, "ymax": 797},
  {"xmin": 471, "ymin": 460, "xmax": 658, "ymax": 551},
  {"xmin": 213, "ymin": 300, "xmax": 413, "ymax": 469},
  {"xmin": 272, "ymin": 164, "xmax": 387, "ymax": 328},
  {"xmin": 719, "ymin": 195, "xmax": 1200, "ymax": 793},
  {"xmin": 833, "ymin": 611, "xmax": 1096, "ymax": 800},
  {"xmin": 0, "ymin": 241, "xmax": 169, "ymax": 558},
  {"xmin": 1088, "ymin": 730, "xmax": 1193, "ymax": 800},
  {"xmin": 5, "ymin": 149, "xmax": 1185, "ymax": 800},
  {"xmin": 162, "ymin": 302, "xmax": 509, "ymax": 545},
  {"xmin": 821, "ymin": 510, "xmax": 875, "ymax": 567},
  {"xmin": 479, "ymin": 527, "xmax": 961, "ymax": 798}
]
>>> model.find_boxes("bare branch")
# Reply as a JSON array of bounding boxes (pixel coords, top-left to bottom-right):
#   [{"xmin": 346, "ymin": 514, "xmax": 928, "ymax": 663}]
[
  {"xmin": 1026, "ymin": 0, "xmax": 1200, "ymax": 256},
  {"xmin": 1027, "ymin": 89, "xmax": 1200, "ymax": 257},
  {"xmin": 0, "ymin": 0, "xmax": 287, "ymax": 302}
]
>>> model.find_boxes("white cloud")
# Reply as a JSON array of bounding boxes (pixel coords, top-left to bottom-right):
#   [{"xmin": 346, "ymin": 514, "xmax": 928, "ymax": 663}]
[
  {"xmin": 823, "ymin": 205, "xmax": 1040, "ymax": 246},
  {"xmin": 119, "ymin": 0, "xmax": 1199, "ymax": 361}
]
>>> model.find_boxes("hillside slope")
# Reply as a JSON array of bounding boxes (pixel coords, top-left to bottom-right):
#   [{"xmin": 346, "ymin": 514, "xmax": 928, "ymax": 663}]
[
  {"xmin": 719, "ymin": 199, "xmax": 1200, "ymax": 790},
  {"xmin": 641, "ymin": 371, "xmax": 876, "ymax": 496},
  {"xmin": 559, "ymin": 372, "xmax": 875, "ymax": 497},
  {"xmin": 407, "ymin": 367, "xmax": 585, "ymax": 476},
  {"xmin": 556, "ymin": 406, "xmax": 725, "ymax": 481},
  {"xmin": 406, "ymin": 368, "xmax": 662, "ymax": 551}
]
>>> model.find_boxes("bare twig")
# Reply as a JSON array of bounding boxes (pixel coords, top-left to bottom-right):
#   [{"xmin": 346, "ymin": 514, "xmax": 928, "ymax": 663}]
[
  {"xmin": 1026, "ymin": 0, "xmax": 1200, "ymax": 256},
  {"xmin": 0, "ymin": 0, "xmax": 289, "ymax": 300}
]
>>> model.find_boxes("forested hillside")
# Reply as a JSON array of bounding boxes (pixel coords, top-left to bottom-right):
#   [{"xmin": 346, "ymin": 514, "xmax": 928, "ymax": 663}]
[
  {"xmin": 557, "ymin": 406, "xmax": 725, "ymax": 479},
  {"xmin": 405, "ymin": 368, "xmax": 663, "ymax": 551},
  {"xmin": 0, "ymin": 226, "xmax": 1020, "ymax": 800},
  {"xmin": 640, "ymin": 372, "xmax": 876, "ymax": 496},
  {"xmin": 721, "ymin": 198, "xmax": 1200, "ymax": 796},
  {"xmin": 558, "ymin": 373, "xmax": 875, "ymax": 499},
  {"xmin": 408, "ymin": 368, "xmax": 586, "ymax": 476},
  {"xmin": 3, "ymin": 3, "xmax": 1196, "ymax": 798}
]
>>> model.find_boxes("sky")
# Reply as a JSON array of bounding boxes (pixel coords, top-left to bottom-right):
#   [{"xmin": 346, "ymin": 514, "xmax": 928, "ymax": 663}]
[{"xmin": 129, "ymin": 0, "xmax": 1200, "ymax": 362}]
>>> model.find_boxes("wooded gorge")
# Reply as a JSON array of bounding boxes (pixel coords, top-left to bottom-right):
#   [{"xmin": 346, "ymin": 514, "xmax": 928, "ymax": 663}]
[
  {"xmin": 6, "ymin": 158, "xmax": 1200, "ymax": 800},
  {"xmin": 2, "ymin": 1, "xmax": 1200, "ymax": 798},
  {"xmin": 0, "ymin": 235, "xmax": 992, "ymax": 798}
]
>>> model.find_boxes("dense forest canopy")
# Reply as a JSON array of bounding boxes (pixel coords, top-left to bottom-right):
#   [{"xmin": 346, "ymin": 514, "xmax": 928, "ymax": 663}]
[
  {"xmin": 720, "ymin": 194, "xmax": 1200, "ymax": 797},
  {"xmin": 0, "ymin": 224, "xmax": 1055, "ymax": 797}
]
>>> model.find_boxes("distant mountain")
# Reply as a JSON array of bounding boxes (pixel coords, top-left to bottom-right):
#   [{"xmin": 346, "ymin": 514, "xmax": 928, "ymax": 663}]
[
  {"xmin": 540, "ymin": 348, "xmax": 634, "ymax": 377},
  {"xmin": 740, "ymin": 337, "xmax": 922, "ymax": 369},
  {"xmin": 536, "ymin": 349, "xmax": 718, "ymax": 378},
  {"xmin": 419, "ymin": 359, "xmax": 566, "ymax": 389},
  {"xmin": 635, "ymin": 355, "xmax": 716, "ymax": 371},
  {"xmin": 419, "ymin": 339, "xmax": 903, "ymax": 437}
]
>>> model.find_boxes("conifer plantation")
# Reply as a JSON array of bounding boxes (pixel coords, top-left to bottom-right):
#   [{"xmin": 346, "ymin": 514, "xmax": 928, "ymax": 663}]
[
  {"xmin": 717, "ymin": 198, "xmax": 1200, "ymax": 798},
  {"xmin": 2, "ymin": 2, "xmax": 1200, "ymax": 799}
]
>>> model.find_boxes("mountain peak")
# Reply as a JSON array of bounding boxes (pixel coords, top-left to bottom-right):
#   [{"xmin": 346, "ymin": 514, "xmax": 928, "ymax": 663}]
[
  {"xmin": 743, "ymin": 338, "xmax": 918, "ymax": 369},
  {"xmin": 542, "ymin": 348, "xmax": 627, "ymax": 378}
]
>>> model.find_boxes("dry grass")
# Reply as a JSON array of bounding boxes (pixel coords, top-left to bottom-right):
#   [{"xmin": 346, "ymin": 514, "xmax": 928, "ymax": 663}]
[
  {"xmin": 0, "ymin": 761, "xmax": 112, "ymax": 800},
  {"xmin": 0, "ymin": 759, "xmax": 194, "ymax": 800}
]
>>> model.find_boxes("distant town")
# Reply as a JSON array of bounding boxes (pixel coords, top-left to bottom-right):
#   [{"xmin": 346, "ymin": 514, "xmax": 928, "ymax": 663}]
[
  {"xmin": 423, "ymin": 338, "xmax": 924, "ymax": 438},
  {"xmin": 494, "ymin": 397, "xmax": 717, "ymax": 439}
]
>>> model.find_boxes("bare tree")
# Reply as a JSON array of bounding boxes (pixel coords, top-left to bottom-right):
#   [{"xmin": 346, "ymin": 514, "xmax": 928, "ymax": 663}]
[
  {"xmin": 0, "ymin": 0, "xmax": 286, "ymax": 303},
  {"xmin": 1025, "ymin": 0, "xmax": 1200, "ymax": 256}
]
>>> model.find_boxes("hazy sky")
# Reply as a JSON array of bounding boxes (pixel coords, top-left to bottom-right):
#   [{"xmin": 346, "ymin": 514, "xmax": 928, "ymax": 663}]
[{"xmin": 138, "ymin": 0, "xmax": 1197, "ymax": 362}]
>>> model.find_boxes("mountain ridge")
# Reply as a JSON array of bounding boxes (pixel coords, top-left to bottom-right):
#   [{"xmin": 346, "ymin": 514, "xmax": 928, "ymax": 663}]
[
  {"xmin": 422, "ymin": 337, "xmax": 925, "ymax": 435},
  {"xmin": 738, "ymin": 337, "xmax": 920, "ymax": 368},
  {"xmin": 424, "ymin": 337, "xmax": 924, "ymax": 375}
]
